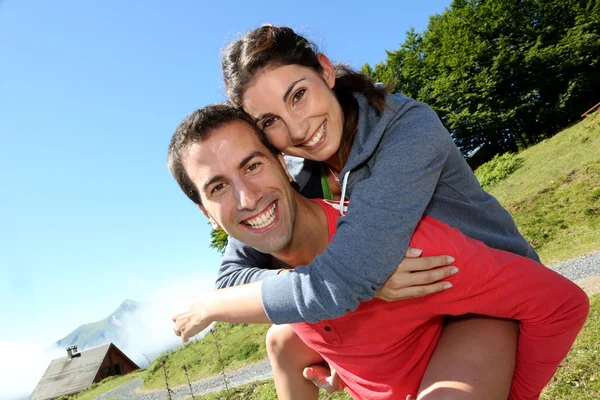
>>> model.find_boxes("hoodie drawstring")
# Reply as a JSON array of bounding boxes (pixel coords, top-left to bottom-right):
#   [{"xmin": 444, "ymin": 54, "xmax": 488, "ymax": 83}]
[{"xmin": 339, "ymin": 171, "xmax": 350, "ymax": 216}]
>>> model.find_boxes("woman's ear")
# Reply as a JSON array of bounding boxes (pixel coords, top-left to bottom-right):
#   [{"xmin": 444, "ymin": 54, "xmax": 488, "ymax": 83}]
[
  {"xmin": 197, "ymin": 204, "xmax": 221, "ymax": 230},
  {"xmin": 317, "ymin": 53, "xmax": 336, "ymax": 89}
]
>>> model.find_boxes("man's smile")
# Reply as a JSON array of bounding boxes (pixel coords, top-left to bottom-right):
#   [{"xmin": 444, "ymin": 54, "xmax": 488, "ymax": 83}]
[{"xmin": 241, "ymin": 201, "xmax": 279, "ymax": 231}]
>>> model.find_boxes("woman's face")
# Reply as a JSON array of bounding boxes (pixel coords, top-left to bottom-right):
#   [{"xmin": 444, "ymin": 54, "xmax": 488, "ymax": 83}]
[{"xmin": 241, "ymin": 55, "xmax": 344, "ymax": 163}]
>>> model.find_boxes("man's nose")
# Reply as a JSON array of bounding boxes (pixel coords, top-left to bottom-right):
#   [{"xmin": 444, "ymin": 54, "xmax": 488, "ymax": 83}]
[{"xmin": 236, "ymin": 181, "xmax": 262, "ymax": 211}]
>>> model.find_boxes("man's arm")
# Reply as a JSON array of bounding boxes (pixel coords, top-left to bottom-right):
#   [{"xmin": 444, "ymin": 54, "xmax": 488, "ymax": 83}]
[
  {"xmin": 215, "ymin": 237, "xmax": 284, "ymax": 289},
  {"xmin": 173, "ymin": 281, "xmax": 268, "ymax": 343}
]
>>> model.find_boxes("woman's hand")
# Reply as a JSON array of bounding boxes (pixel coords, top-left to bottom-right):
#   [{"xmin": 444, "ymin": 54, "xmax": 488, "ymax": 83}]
[
  {"xmin": 375, "ymin": 247, "xmax": 458, "ymax": 301},
  {"xmin": 172, "ymin": 295, "xmax": 212, "ymax": 343}
]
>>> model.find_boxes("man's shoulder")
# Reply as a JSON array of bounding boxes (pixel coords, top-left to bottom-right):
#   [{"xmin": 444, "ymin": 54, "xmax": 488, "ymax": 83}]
[{"xmin": 311, "ymin": 199, "xmax": 349, "ymax": 218}]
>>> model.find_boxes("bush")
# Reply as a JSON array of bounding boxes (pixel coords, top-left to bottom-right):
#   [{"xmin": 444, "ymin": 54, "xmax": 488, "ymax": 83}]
[{"xmin": 475, "ymin": 152, "xmax": 524, "ymax": 190}]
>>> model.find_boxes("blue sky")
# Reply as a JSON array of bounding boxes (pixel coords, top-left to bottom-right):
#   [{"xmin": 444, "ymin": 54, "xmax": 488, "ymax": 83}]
[{"xmin": 0, "ymin": 0, "xmax": 451, "ymax": 345}]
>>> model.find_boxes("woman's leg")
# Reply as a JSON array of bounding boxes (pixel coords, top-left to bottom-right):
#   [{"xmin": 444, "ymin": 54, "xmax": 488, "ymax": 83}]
[
  {"xmin": 418, "ymin": 315, "xmax": 518, "ymax": 400},
  {"xmin": 266, "ymin": 324, "xmax": 325, "ymax": 400}
]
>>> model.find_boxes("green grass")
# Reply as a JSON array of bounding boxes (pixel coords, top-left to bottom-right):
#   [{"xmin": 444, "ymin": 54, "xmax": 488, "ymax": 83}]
[
  {"xmin": 142, "ymin": 322, "xmax": 271, "ymax": 390},
  {"xmin": 476, "ymin": 118, "xmax": 600, "ymax": 264},
  {"xmin": 67, "ymin": 370, "xmax": 144, "ymax": 400},
  {"xmin": 541, "ymin": 294, "xmax": 600, "ymax": 400}
]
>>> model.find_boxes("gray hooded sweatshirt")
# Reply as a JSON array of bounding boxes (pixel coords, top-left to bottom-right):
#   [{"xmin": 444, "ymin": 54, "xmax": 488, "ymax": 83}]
[{"xmin": 216, "ymin": 93, "xmax": 539, "ymax": 324}]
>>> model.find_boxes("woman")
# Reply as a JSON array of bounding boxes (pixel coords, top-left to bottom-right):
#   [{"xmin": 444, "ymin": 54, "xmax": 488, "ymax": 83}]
[{"xmin": 216, "ymin": 25, "xmax": 537, "ymax": 399}]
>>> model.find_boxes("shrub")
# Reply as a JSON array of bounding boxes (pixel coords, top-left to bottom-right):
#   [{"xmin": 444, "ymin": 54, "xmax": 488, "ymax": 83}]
[{"xmin": 475, "ymin": 152, "xmax": 524, "ymax": 190}]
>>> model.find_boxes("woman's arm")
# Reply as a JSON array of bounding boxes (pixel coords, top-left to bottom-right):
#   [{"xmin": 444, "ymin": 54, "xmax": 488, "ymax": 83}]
[{"xmin": 262, "ymin": 98, "xmax": 453, "ymax": 323}]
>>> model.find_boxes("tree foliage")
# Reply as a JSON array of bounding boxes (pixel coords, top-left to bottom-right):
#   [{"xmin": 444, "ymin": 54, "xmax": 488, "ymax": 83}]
[
  {"xmin": 210, "ymin": 225, "xmax": 228, "ymax": 255},
  {"xmin": 364, "ymin": 0, "xmax": 600, "ymax": 154}
]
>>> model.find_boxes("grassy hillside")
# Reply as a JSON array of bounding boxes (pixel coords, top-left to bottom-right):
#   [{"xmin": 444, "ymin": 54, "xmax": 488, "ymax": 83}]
[
  {"xmin": 476, "ymin": 117, "xmax": 600, "ymax": 264},
  {"xmin": 143, "ymin": 322, "xmax": 270, "ymax": 389}
]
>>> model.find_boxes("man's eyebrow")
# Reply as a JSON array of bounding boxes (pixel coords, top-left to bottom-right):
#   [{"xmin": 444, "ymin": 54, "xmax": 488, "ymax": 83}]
[
  {"xmin": 238, "ymin": 151, "xmax": 268, "ymax": 169},
  {"xmin": 283, "ymin": 78, "xmax": 306, "ymax": 103},
  {"xmin": 202, "ymin": 151, "xmax": 269, "ymax": 193},
  {"xmin": 203, "ymin": 175, "xmax": 224, "ymax": 193}
]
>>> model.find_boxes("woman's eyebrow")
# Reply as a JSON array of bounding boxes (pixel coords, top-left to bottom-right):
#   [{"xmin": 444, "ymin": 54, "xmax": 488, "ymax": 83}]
[{"xmin": 283, "ymin": 78, "xmax": 306, "ymax": 102}]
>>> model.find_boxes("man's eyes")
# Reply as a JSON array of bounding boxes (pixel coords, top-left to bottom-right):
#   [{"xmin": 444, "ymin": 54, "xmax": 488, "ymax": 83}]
[
  {"xmin": 211, "ymin": 183, "xmax": 225, "ymax": 194},
  {"xmin": 246, "ymin": 162, "xmax": 262, "ymax": 173}
]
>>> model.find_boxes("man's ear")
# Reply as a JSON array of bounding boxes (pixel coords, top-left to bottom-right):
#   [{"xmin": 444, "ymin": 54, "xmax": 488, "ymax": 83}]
[
  {"xmin": 316, "ymin": 53, "xmax": 336, "ymax": 89},
  {"xmin": 277, "ymin": 154, "xmax": 294, "ymax": 183},
  {"xmin": 197, "ymin": 204, "xmax": 221, "ymax": 230}
]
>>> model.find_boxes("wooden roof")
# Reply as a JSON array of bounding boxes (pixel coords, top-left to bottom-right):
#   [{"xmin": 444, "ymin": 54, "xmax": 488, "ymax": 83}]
[{"xmin": 29, "ymin": 343, "xmax": 130, "ymax": 400}]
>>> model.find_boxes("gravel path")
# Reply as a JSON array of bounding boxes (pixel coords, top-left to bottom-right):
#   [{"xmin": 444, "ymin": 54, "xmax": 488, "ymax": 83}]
[
  {"xmin": 551, "ymin": 250, "xmax": 600, "ymax": 282},
  {"xmin": 95, "ymin": 360, "xmax": 273, "ymax": 400},
  {"xmin": 95, "ymin": 250, "xmax": 600, "ymax": 399}
]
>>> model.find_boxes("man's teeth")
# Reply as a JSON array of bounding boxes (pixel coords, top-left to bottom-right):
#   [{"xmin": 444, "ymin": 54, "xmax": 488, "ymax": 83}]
[
  {"xmin": 302, "ymin": 122, "xmax": 325, "ymax": 147},
  {"xmin": 244, "ymin": 203, "xmax": 277, "ymax": 229}
]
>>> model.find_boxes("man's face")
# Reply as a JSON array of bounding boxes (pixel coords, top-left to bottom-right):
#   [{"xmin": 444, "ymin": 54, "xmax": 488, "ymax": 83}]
[{"xmin": 184, "ymin": 120, "xmax": 297, "ymax": 254}]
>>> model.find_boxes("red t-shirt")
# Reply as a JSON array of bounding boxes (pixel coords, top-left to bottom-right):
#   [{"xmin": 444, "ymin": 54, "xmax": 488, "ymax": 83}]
[{"xmin": 290, "ymin": 199, "xmax": 588, "ymax": 400}]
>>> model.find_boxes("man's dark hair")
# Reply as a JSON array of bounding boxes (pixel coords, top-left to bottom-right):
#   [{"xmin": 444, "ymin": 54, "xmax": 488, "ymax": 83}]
[{"xmin": 167, "ymin": 103, "xmax": 280, "ymax": 205}]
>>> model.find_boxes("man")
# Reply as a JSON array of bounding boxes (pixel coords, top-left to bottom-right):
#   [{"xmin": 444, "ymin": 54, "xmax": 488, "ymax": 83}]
[{"xmin": 168, "ymin": 103, "xmax": 588, "ymax": 399}]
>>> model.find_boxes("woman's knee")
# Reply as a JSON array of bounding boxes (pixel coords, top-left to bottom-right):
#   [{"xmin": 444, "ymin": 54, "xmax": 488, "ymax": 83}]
[
  {"xmin": 266, "ymin": 324, "xmax": 302, "ymax": 359},
  {"xmin": 418, "ymin": 315, "xmax": 518, "ymax": 400}
]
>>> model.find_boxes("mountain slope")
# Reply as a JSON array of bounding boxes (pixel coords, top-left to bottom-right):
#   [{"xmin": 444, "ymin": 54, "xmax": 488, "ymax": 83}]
[{"xmin": 55, "ymin": 299, "xmax": 142, "ymax": 351}]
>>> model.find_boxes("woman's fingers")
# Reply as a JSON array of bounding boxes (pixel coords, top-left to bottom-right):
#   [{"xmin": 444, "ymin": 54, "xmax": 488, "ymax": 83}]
[
  {"xmin": 408, "ymin": 265, "xmax": 459, "ymax": 286},
  {"xmin": 400, "ymin": 255, "xmax": 455, "ymax": 272},
  {"xmin": 384, "ymin": 265, "xmax": 458, "ymax": 291},
  {"xmin": 376, "ymin": 280, "xmax": 453, "ymax": 302},
  {"xmin": 375, "ymin": 254, "xmax": 458, "ymax": 301},
  {"xmin": 404, "ymin": 247, "xmax": 423, "ymax": 258}
]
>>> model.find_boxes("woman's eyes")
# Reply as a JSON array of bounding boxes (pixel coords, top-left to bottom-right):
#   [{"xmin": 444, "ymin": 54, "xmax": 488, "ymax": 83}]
[
  {"xmin": 263, "ymin": 117, "xmax": 277, "ymax": 128},
  {"xmin": 292, "ymin": 88, "xmax": 306, "ymax": 104},
  {"xmin": 260, "ymin": 88, "xmax": 305, "ymax": 129}
]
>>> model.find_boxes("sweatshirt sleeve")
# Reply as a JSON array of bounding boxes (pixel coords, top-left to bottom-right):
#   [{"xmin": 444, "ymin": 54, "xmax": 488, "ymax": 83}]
[
  {"xmin": 421, "ymin": 222, "xmax": 589, "ymax": 400},
  {"xmin": 262, "ymin": 102, "xmax": 452, "ymax": 323},
  {"xmin": 214, "ymin": 237, "xmax": 283, "ymax": 289}
]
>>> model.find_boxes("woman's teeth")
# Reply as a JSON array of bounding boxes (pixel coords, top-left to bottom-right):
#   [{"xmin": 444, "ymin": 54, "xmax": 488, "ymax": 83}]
[
  {"xmin": 244, "ymin": 203, "xmax": 277, "ymax": 229},
  {"xmin": 302, "ymin": 122, "xmax": 325, "ymax": 147}
]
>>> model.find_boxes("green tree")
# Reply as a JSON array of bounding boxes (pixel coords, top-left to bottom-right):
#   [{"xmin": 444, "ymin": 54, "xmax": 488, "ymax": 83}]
[
  {"xmin": 210, "ymin": 225, "xmax": 228, "ymax": 254},
  {"xmin": 364, "ymin": 0, "xmax": 600, "ymax": 154}
]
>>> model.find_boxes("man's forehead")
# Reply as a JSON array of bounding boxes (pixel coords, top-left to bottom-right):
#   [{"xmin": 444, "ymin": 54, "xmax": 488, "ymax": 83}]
[
  {"xmin": 188, "ymin": 121, "xmax": 266, "ymax": 160},
  {"xmin": 184, "ymin": 121, "xmax": 273, "ymax": 182}
]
